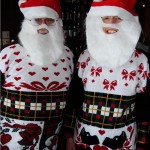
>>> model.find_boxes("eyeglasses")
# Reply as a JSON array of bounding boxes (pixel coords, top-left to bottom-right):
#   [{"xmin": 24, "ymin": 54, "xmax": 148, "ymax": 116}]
[{"xmin": 28, "ymin": 18, "xmax": 58, "ymax": 26}]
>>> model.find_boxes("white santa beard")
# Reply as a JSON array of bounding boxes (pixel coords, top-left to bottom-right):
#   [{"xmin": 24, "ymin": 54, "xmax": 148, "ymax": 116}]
[
  {"xmin": 18, "ymin": 19, "xmax": 65, "ymax": 66},
  {"xmin": 86, "ymin": 16, "xmax": 141, "ymax": 68}
]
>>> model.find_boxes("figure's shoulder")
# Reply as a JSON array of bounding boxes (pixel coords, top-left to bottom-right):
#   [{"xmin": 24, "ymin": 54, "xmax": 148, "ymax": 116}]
[
  {"xmin": 78, "ymin": 49, "xmax": 90, "ymax": 61},
  {"xmin": 133, "ymin": 50, "xmax": 148, "ymax": 62},
  {"xmin": 1, "ymin": 44, "xmax": 22, "ymax": 54},
  {"xmin": 64, "ymin": 46, "xmax": 74, "ymax": 58}
]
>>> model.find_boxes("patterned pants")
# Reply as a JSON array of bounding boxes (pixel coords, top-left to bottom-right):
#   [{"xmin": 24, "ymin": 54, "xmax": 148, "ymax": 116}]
[{"xmin": 1, "ymin": 88, "xmax": 68, "ymax": 150}]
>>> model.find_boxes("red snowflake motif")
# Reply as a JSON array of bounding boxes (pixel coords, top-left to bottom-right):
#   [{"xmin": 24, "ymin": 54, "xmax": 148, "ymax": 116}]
[
  {"xmin": 91, "ymin": 66, "xmax": 102, "ymax": 77},
  {"xmin": 138, "ymin": 63, "xmax": 147, "ymax": 79},
  {"xmin": 103, "ymin": 79, "xmax": 117, "ymax": 90},
  {"xmin": 121, "ymin": 69, "xmax": 136, "ymax": 80}
]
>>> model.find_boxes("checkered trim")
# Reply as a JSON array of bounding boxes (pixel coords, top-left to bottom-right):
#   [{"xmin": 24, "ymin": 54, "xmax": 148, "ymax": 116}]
[
  {"xmin": 79, "ymin": 91, "xmax": 136, "ymax": 128},
  {"xmin": 137, "ymin": 121, "xmax": 150, "ymax": 144},
  {"xmin": 1, "ymin": 88, "xmax": 68, "ymax": 121}
]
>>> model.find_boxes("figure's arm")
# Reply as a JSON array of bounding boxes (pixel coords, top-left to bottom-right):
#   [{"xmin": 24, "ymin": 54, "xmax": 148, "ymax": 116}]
[
  {"xmin": 136, "ymin": 53, "xmax": 150, "ymax": 150},
  {"xmin": 136, "ymin": 78, "xmax": 150, "ymax": 150}
]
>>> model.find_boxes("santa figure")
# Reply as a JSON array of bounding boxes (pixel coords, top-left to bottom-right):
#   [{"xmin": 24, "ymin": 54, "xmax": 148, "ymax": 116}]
[
  {"xmin": 66, "ymin": 0, "xmax": 150, "ymax": 150},
  {"xmin": 0, "ymin": 0, "xmax": 73, "ymax": 149}
]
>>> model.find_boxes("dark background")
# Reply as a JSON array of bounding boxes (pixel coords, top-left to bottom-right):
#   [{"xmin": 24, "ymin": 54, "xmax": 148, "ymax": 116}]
[{"xmin": 1, "ymin": 0, "xmax": 24, "ymax": 43}]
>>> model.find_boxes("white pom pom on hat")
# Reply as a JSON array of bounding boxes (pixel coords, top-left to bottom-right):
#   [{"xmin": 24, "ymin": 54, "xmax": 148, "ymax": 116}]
[{"xmin": 18, "ymin": 0, "xmax": 61, "ymax": 19}]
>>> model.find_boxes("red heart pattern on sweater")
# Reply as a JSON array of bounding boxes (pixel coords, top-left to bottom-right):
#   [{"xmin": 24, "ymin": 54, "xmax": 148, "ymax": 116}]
[
  {"xmin": 54, "ymin": 72, "xmax": 60, "ymax": 76},
  {"xmin": 28, "ymin": 72, "xmax": 36, "ymax": 76},
  {"xmin": 42, "ymin": 77, "xmax": 49, "ymax": 81},
  {"xmin": 14, "ymin": 77, "xmax": 21, "ymax": 81},
  {"xmin": 2, "ymin": 54, "xmax": 7, "ymax": 59},
  {"xmin": 42, "ymin": 67, "xmax": 48, "ymax": 71},
  {"xmin": 15, "ymin": 59, "xmax": 22, "ymax": 63},
  {"xmin": 93, "ymin": 145, "xmax": 108, "ymax": 150},
  {"xmin": 10, "ymin": 45, "xmax": 16, "ymax": 49},
  {"xmin": 98, "ymin": 130, "xmax": 105, "ymax": 135},
  {"xmin": 13, "ymin": 51, "xmax": 20, "ymax": 55},
  {"xmin": 127, "ymin": 126, "xmax": 132, "ymax": 132},
  {"xmin": 1, "ymin": 133, "xmax": 12, "ymax": 145}
]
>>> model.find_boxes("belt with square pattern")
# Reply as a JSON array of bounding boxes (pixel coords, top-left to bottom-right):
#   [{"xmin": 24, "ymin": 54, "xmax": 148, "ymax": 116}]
[
  {"xmin": 79, "ymin": 91, "xmax": 136, "ymax": 129},
  {"xmin": 1, "ymin": 88, "xmax": 68, "ymax": 121}
]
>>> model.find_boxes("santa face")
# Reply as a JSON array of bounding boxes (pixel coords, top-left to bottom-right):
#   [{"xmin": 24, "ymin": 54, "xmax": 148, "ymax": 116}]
[
  {"xmin": 101, "ymin": 16, "xmax": 122, "ymax": 34},
  {"xmin": 18, "ymin": 18, "xmax": 65, "ymax": 66},
  {"xmin": 86, "ymin": 13, "xmax": 141, "ymax": 68}
]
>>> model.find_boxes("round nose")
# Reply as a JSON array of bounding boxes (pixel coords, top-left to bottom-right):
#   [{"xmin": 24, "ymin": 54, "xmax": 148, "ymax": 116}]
[
  {"xmin": 109, "ymin": 18, "xmax": 116, "ymax": 24},
  {"xmin": 41, "ymin": 19, "xmax": 47, "ymax": 25}
]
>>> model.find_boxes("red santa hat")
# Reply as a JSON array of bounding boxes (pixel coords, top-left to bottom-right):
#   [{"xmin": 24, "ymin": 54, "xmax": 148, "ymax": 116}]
[
  {"xmin": 19, "ymin": 0, "xmax": 61, "ymax": 19},
  {"xmin": 88, "ymin": 0, "xmax": 138, "ymax": 19}
]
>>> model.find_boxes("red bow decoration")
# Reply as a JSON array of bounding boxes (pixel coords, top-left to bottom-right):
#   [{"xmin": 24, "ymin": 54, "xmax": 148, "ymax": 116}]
[
  {"xmin": 3, "ymin": 82, "xmax": 15, "ymax": 87},
  {"xmin": 103, "ymin": 79, "xmax": 117, "ymax": 90},
  {"xmin": 138, "ymin": 63, "xmax": 147, "ymax": 79},
  {"xmin": 20, "ymin": 81, "xmax": 67, "ymax": 91},
  {"xmin": 91, "ymin": 66, "xmax": 102, "ymax": 77},
  {"xmin": 140, "ymin": 86, "xmax": 146, "ymax": 93},
  {"xmin": 122, "ymin": 69, "xmax": 136, "ymax": 80}
]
